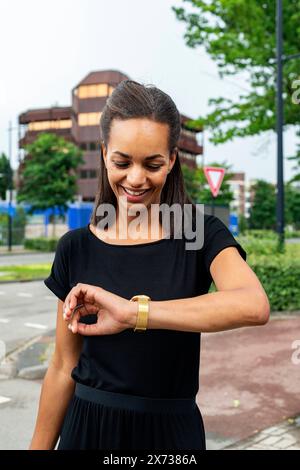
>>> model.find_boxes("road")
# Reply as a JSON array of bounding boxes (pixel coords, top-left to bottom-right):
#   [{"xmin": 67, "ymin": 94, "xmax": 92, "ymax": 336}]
[
  {"xmin": 0, "ymin": 280, "xmax": 57, "ymax": 356},
  {"xmin": 0, "ymin": 252, "xmax": 54, "ymax": 267},
  {"xmin": 0, "ymin": 278, "xmax": 59, "ymax": 450}
]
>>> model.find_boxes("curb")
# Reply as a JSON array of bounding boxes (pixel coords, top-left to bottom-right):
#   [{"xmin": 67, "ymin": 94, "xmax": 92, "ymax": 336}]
[
  {"xmin": 0, "ymin": 250, "xmax": 43, "ymax": 256},
  {"xmin": 0, "ymin": 278, "xmax": 46, "ymax": 284},
  {"xmin": 0, "ymin": 331, "xmax": 55, "ymax": 380},
  {"xmin": 18, "ymin": 364, "xmax": 49, "ymax": 380}
]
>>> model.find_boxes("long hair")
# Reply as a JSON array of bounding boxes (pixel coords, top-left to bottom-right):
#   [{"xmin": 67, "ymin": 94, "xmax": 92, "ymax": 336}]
[{"xmin": 90, "ymin": 79, "xmax": 196, "ymax": 238}]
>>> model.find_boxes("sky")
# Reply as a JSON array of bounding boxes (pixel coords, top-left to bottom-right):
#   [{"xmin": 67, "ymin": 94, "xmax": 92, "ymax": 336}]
[{"xmin": 0, "ymin": 0, "xmax": 298, "ymax": 184}]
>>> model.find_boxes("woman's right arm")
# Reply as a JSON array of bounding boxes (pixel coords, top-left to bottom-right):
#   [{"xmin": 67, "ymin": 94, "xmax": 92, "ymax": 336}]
[{"xmin": 29, "ymin": 299, "xmax": 83, "ymax": 450}]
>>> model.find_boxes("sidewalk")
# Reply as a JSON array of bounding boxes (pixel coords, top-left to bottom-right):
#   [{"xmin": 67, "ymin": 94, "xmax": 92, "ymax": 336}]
[
  {"xmin": 0, "ymin": 245, "xmax": 34, "ymax": 255},
  {"xmin": 224, "ymin": 416, "xmax": 300, "ymax": 450},
  {"xmin": 198, "ymin": 313, "xmax": 300, "ymax": 449}
]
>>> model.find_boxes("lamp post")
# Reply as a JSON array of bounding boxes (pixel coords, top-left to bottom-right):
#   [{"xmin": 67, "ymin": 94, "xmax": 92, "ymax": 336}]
[{"xmin": 276, "ymin": 0, "xmax": 284, "ymax": 252}]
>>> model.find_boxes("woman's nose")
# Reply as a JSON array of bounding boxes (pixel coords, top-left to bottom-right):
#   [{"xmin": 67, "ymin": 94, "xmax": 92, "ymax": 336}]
[{"xmin": 126, "ymin": 166, "xmax": 147, "ymax": 186}]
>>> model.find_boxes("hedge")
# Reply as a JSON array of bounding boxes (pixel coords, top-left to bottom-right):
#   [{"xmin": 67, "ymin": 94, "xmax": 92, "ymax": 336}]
[
  {"xmin": 238, "ymin": 236, "xmax": 300, "ymax": 312},
  {"xmin": 248, "ymin": 256, "xmax": 300, "ymax": 312},
  {"xmin": 24, "ymin": 237, "xmax": 58, "ymax": 252}
]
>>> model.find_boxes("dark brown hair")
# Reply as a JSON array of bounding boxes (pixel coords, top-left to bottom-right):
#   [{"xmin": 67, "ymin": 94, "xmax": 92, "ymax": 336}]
[{"xmin": 90, "ymin": 79, "xmax": 195, "ymax": 237}]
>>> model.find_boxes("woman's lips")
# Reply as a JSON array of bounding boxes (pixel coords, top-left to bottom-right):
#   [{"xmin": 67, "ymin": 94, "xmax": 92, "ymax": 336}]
[{"xmin": 119, "ymin": 185, "xmax": 151, "ymax": 202}]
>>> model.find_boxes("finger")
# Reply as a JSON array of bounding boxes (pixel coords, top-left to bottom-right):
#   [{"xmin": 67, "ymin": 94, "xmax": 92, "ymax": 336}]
[
  {"xmin": 76, "ymin": 322, "xmax": 101, "ymax": 336},
  {"xmin": 69, "ymin": 285, "xmax": 84, "ymax": 311},
  {"xmin": 64, "ymin": 297, "xmax": 82, "ymax": 321},
  {"xmin": 69, "ymin": 283, "xmax": 99, "ymax": 310},
  {"xmin": 68, "ymin": 304, "xmax": 84, "ymax": 333},
  {"xmin": 63, "ymin": 295, "xmax": 71, "ymax": 319},
  {"xmin": 63, "ymin": 285, "xmax": 85, "ymax": 319},
  {"xmin": 64, "ymin": 284, "xmax": 102, "ymax": 320},
  {"xmin": 68, "ymin": 303, "xmax": 99, "ymax": 333}
]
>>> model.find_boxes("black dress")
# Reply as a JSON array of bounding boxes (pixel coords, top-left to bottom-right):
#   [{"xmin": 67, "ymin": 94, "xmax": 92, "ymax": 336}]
[{"xmin": 44, "ymin": 214, "xmax": 246, "ymax": 450}]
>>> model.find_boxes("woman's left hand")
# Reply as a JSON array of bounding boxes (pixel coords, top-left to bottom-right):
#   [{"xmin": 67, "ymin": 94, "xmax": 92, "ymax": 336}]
[{"xmin": 63, "ymin": 283, "xmax": 136, "ymax": 336}]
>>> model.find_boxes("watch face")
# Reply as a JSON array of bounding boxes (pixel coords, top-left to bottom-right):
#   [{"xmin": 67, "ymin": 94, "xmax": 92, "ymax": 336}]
[{"xmin": 130, "ymin": 295, "xmax": 151, "ymax": 301}]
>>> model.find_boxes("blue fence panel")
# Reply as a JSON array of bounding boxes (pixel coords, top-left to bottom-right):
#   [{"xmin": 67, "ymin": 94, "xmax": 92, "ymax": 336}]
[
  {"xmin": 67, "ymin": 203, "xmax": 94, "ymax": 230},
  {"xmin": 229, "ymin": 213, "xmax": 239, "ymax": 236}
]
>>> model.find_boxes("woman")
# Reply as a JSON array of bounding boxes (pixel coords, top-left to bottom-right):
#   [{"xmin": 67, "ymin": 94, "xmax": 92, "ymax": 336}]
[{"xmin": 29, "ymin": 80, "xmax": 270, "ymax": 450}]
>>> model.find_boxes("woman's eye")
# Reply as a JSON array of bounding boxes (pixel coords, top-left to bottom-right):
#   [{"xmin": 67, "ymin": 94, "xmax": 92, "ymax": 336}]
[
  {"xmin": 114, "ymin": 163, "xmax": 128, "ymax": 168},
  {"xmin": 147, "ymin": 165, "xmax": 162, "ymax": 171},
  {"xmin": 114, "ymin": 163, "xmax": 162, "ymax": 171}
]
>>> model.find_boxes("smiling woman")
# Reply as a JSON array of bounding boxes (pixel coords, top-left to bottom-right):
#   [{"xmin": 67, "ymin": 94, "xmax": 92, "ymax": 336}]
[
  {"xmin": 99, "ymin": 117, "xmax": 177, "ymax": 218},
  {"xmin": 30, "ymin": 79, "xmax": 269, "ymax": 452}
]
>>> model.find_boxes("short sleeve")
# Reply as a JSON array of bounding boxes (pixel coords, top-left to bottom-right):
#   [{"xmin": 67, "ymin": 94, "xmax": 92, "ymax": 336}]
[
  {"xmin": 202, "ymin": 214, "xmax": 247, "ymax": 274},
  {"xmin": 44, "ymin": 232, "xmax": 71, "ymax": 302}
]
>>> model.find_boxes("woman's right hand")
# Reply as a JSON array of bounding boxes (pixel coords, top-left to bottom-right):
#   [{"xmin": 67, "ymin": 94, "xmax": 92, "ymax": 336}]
[{"xmin": 63, "ymin": 283, "xmax": 136, "ymax": 336}]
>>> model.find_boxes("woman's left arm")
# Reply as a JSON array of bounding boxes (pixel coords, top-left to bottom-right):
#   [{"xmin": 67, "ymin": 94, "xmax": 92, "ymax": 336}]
[
  {"xmin": 130, "ymin": 246, "xmax": 270, "ymax": 333},
  {"xmin": 64, "ymin": 247, "xmax": 270, "ymax": 335}
]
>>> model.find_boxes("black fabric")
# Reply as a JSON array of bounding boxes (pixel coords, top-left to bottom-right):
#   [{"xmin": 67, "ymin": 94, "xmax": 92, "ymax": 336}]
[
  {"xmin": 44, "ymin": 214, "xmax": 246, "ymax": 450},
  {"xmin": 74, "ymin": 382, "xmax": 197, "ymax": 413},
  {"xmin": 57, "ymin": 391, "xmax": 206, "ymax": 450},
  {"xmin": 44, "ymin": 231, "xmax": 71, "ymax": 302}
]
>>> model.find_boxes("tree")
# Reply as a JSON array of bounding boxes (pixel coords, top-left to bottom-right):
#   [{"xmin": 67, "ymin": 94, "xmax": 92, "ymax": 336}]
[
  {"xmin": 0, "ymin": 153, "xmax": 13, "ymax": 200},
  {"xmin": 285, "ymin": 182, "xmax": 300, "ymax": 230},
  {"xmin": 172, "ymin": 1, "xmax": 300, "ymax": 144},
  {"xmin": 288, "ymin": 129, "xmax": 300, "ymax": 185},
  {"xmin": 181, "ymin": 164, "xmax": 202, "ymax": 202},
  {"xmin": 238, "ymin": 213, "xmax": 248, "ymax": 234},
  {"xmin": 182, "ymin": 161, "xmax": 234, "ymax": 206},
  {"xmin": 248, "ymin": 180, "xmax": 276, "ymax": 229},
  {"xmin": 17, "ymin": 133, "xmax": 84, "ymax": 237}
]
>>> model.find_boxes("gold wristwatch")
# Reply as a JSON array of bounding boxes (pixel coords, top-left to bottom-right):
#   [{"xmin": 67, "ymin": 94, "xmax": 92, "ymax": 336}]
[{"xmin": 129, "ymin": 294, "xmax": 151, "ymax": 332}]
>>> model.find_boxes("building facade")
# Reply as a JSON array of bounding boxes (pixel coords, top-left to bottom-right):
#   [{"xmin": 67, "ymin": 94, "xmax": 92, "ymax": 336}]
[
  {"xmin": 19, "ymin": 70, "xmax": 203, "ymax": 202},
  {"xmin": 227, "ymin": 172, "xmax": 261, "ymax": 220},
  {"xmin": 228, "ymin": 172, "xmax": 246, "ymax": 216}
]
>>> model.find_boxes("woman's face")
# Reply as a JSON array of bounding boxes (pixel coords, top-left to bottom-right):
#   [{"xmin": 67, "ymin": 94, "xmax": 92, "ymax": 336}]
[{"xmin": 102, "ymin": 118, "xmax": 177, "ymax": 213}]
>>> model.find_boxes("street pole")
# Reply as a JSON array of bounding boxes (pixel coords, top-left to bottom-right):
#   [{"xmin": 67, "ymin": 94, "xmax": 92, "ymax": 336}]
[
  {"xmin": 276, "ymin": 0, "xmax": 285, "ymax": 252},
  {"xmin": 8, "ymin": 121, "xmax": 13, "ymax": 251},
  {"xmin": 211, "ymin": 195, "xmax": 215, "ymax": 217}
]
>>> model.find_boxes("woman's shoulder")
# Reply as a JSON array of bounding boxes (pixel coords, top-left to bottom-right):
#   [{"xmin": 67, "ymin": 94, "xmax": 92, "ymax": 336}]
[
  {"xmin": 55, "ymin": 225, "xmax": 88, "ymax": 251},
  {"xmin": 186, "ymin": 211, "xmax": 219, "ymax": 241}
]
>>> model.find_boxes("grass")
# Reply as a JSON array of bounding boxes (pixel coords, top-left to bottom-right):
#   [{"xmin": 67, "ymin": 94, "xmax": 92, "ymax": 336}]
[{"xmin": 0, "ymin": 264, "xmax": 52, "ymax": 281}]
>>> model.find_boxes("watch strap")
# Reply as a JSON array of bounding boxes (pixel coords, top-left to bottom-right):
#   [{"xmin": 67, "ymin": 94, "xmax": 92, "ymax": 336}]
[{"xmin": 130, "ymin": 295, "xmax": 151, "ymax": 332}]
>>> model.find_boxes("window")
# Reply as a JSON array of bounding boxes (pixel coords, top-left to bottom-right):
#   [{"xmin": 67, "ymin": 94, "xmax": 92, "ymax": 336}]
[
  {"xmin": 28, "ymin": 119, "xmax": 72, "ymax": 131},
  {"xmin": 78, "ymin": 112, "xmax": 102, "ymax": 126},
  {"xmin": 79, "ymin": 169, "xmax": 98, "ymax": 179},
  {"xmin": 79, "ymin": 142, "xmax": 98, "ymax": 151},
  {"xmin": 74, "ymin": 84, "xmax": 109, "ymax": 99}
]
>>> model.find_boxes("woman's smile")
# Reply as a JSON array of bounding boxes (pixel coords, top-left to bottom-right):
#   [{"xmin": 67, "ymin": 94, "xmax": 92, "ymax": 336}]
[{"xmin": 118, "ymin": 184, "xmax": 152, "ymax": 202}]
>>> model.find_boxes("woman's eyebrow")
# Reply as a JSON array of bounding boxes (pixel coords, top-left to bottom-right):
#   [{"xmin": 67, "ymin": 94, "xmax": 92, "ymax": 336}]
[{"xmin": 112, "ymin": 151, "xmax": 165, "ymax": 160}]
